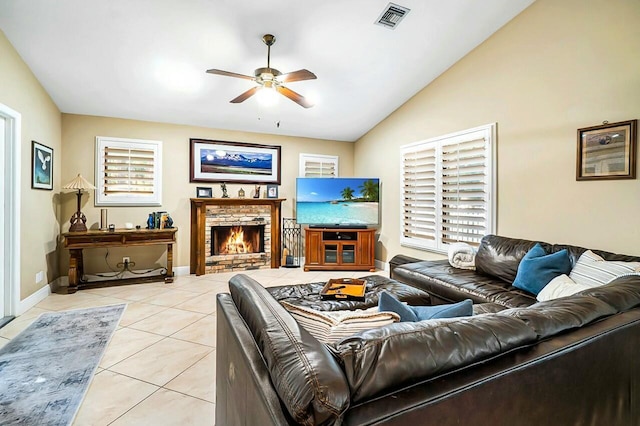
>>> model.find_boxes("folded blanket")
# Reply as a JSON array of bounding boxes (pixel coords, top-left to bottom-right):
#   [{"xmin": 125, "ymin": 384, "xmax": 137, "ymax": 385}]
[{"xmin": 448, "ymin": 242, "xmax": 476, "ymax": 270}]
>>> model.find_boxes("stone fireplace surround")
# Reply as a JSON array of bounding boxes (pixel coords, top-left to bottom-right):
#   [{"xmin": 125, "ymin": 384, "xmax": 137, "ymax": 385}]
[{"xmin": 190, "ymin": 198, "xmax": 284, "ymax": 275}]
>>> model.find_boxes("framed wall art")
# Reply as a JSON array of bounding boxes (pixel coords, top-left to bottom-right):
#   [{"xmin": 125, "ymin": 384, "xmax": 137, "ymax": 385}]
[
  {"xmin": 576, "ymin": 120, "xmax": 637, "ymax": 181},
  {"xmin": 190, "ymin": 139, "xmax": 281, "ymax": 184},
  {"xmin": 32, "ymin": 141, "xmax": 53, "ymax": 190}
]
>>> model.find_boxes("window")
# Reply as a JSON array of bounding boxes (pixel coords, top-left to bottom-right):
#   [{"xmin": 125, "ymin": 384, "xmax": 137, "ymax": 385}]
[
  {"xmin": 299, "ymin": 153, "xmax": 338, "ymax": 177},
  {"xmin": 95, "ymin": 136, "xmax": 162, "ymax": 206},
  {"xmin": 400, "ymin": 123, "xmax": 496, "ymax": 252}
]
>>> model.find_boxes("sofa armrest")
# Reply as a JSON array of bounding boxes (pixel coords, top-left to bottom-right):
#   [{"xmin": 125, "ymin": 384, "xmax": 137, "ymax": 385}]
[
  {"xmin": 389, "ymin": 254, "xmax": 423, "ymax": 275},
  {"xmin": 229, "ymin": 274, "xmax": 350, "ymax": 425}
]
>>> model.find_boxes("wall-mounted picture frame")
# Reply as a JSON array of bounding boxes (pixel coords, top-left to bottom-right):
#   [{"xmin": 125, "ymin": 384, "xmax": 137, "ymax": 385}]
[
  {"xmin": 266, "ymin": 184, "xmax": 279, "ymax": 198},
  {"xmin": 189, "ymin": 139, "xmax": 281, "ymax": 184},
  {"xmin": 577, "ymin": 120, "xmax": 637, "ymax": 181},
  {"xmin": 196, "ymin": 186, "xmax": 213, "ymax": 198},
  {"xmin": 32, "ymin": 141, "xmax": 53, "ymax": 190}
]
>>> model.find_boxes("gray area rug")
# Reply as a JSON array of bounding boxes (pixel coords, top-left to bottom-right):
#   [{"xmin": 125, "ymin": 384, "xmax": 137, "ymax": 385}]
[{"xmin": 0, "ymin": 304, "xmax": 126, "ymax": 425}]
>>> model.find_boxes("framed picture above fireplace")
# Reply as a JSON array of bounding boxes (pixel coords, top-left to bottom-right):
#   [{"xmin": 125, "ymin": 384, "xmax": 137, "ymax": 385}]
[{"xmin": 190, "ymin": 139, "xmax": 281, "ymax": 184}]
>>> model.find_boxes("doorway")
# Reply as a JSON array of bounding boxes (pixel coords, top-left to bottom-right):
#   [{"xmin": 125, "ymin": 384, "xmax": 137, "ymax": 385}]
[{"xmin": 0, "ymin": 102, "xmax": 21, "ymax": 325}]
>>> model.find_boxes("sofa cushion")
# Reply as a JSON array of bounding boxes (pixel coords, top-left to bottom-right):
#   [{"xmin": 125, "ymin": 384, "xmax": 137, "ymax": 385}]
[
  {"xmin": 391, "ymin": 259, "xmax": 537, "ymax": 308},
  {"xmin": 281, "ymin": 302, "xmax": 399, "ymax": 343},
  {"xmin": 499, "ymin": 295, "xmax": 617, "ymax": 339},
  {"xmin": 579, "ymin": 275, "xmax": 640, "ymax": 312},
  {"xmin": 332, "ymin": 314, "xmax": 537, "ymax": 402},
  {"xmin": 536, "ymin": 274, "xmax": 591, "ymax": 301},
  {"xmin": 475, "ymin": 235, "xmax": 549, "ymax": 284},
  {"xmin": 229, "ymin": 274, "xmax": 350, "ymax": 425},
  {"xmin": 569, "ymin": 250, "xmax": 640, "ymax": 288},
  {"xmin": 512, "ymin": 244, "xmax": 572, "ymax": 295},
  {"xmin": 378, "ymin": 291, "xmax": 473, "ymax": 322}
]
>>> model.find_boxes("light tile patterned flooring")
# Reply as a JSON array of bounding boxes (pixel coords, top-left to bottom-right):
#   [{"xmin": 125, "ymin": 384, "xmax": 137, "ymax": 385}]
[{"xmin": 0, "ymin": 267, "xmax": 388, "ymax": 425}]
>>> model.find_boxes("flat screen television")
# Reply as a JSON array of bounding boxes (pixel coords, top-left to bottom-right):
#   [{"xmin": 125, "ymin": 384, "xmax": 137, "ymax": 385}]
[{"xmin": 296, "ymin": 177, "xmax": 380, "ymax": 227}]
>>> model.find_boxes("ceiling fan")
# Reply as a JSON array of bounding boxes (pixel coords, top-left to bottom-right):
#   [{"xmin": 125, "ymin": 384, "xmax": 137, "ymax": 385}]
[{"xmin": 206, "ymin": 34, "xmax": 317, "ymax": 108}]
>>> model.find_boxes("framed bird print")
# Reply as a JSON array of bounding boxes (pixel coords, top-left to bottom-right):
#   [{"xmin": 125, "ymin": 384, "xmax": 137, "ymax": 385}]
[{"xmin": 32, "ymin": 141, "xmax": 53, "ymax": 190}]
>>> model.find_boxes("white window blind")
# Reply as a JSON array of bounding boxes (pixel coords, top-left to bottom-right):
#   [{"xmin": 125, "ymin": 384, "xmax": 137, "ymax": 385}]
[
  {"xmin": 299, "ymin": 153, "xmax": 338, "ymax": 177},
  {"xmin": 95, "ymin": 136, "xmax": 162, "ymax": 206},
  {"xmin": 400, "ymin": 123, "xmax": 496, "ymax": 252}
]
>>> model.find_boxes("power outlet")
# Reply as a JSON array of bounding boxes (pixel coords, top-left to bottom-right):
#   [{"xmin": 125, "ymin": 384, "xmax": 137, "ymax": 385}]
[
  {"xmin": 35, "ymin": 270, "xmax": 44, "ymax": 284},
  {"xmin": 122, "ymin": 256, "xmax": 130, "ymax": 265}
]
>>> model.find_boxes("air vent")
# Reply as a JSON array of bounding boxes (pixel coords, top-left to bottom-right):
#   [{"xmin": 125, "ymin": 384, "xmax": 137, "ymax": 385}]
[{"xmin": 375, "ymin": 3, "xmax": 410, "ymax": 29}]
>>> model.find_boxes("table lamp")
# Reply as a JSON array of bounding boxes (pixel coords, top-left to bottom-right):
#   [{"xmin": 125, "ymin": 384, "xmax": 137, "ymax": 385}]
[{"xmin": 63, "ymin": 174, "xmax": 96, "ymax": 232}]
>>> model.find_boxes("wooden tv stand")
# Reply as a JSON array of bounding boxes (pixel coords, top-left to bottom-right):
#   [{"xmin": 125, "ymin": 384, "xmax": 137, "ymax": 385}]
[{"xmin": 304, "ymin": 227, "xmax": 376, "ymax": 272}]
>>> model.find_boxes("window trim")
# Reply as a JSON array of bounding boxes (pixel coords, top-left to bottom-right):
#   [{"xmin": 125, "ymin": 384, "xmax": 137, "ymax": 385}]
[
  {"xmin": 95, "ymin": 136, "xmax": 163, "ymax": 206},
  {"xmin": 299, "ymin": 153, "xmax": 339, "ymax": 177},
  {"xmin": 400, "ymin": 123, "xmax": 496, "ymax": 253}
]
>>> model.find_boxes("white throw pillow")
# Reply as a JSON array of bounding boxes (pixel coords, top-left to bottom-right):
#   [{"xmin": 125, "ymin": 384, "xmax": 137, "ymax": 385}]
[
  {"xmin": 569, "ymin": 250, "xmax": 640, "ymax": 288},
  {"xmin": 281, "ymin": 302, "xmax": 400, "ymax": 344},
  {"xmin": 536, "ymin": 274, "xmax": 592, "ymax": 301}
]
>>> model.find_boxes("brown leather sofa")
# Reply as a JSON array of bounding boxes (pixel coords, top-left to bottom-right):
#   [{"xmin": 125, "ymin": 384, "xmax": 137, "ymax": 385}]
[
  {"xmin": 391, "ymin": 234, "xmax": 640, "ymax": 308},
  {"xmin": 216, "ymin": 236, "xmax": 640, "ymax": 425}
]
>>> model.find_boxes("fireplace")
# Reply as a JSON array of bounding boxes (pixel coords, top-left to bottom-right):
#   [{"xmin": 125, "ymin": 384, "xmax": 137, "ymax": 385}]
[
  {"xmin": 212, "ymin": 225, "xmax": 265, "ymax": 256},
  {"xmin": 190, "ymin": 198, "xmax": 283, "ymax": 275}
]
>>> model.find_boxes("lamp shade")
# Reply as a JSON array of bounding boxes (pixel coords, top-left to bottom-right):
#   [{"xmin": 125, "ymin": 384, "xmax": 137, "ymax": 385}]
[{"xmin": 63, "ymin": 174, "xmax": 96, "ymax": 191}]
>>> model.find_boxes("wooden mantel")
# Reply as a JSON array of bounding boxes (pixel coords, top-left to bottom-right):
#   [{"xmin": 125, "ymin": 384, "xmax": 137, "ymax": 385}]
[{"xmin": 190, "ymin": 198, "xmax": 285, "ymax": 275}]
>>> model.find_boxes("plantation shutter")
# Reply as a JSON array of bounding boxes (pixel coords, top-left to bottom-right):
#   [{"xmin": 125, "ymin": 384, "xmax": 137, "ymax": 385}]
[
  {"xmin": 95, "ymin": 137, "xmax": 162, "ymax": 206},
  {"xmin": 400, "ymin": 124, "xmax": 495, "ymax": 252},
  {"xmin": 299, "ymin": 154, "xmax": 338, "ymax": 177},
  {"xmin": 440, "ymin": 136, "xmax": 489, "ymax": 246},
  {"xmin": 401, "ymin": 143, "xmax": 437, "ymax": 249}
]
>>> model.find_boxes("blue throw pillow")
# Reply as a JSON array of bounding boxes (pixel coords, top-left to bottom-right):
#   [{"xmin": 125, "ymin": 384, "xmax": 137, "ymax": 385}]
[
  {"xmin": 378, "ymin": 292, "xmax": 473, "ymax": 322},
  {"xmin": 412, "ymin": 299, "xmax": 473, "ymax": 320},
  {"xmin": 512, "ymin": 243, "xmax": 572, "ymax": 295},
  {"xmin": 378, "ymin": 291, "xmax": 418, "ymax": 322}
]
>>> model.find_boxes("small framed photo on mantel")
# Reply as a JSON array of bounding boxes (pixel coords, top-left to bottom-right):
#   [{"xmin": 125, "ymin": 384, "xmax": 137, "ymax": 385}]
[
  {"xmin": 266, "ymin": 184, "xmax": 279, "ymax": 198},
  {"xmin": 576, "ymin": 119, "xmax": 637, "ymax": 181},
  {"xmin": 196, "ymin": 186, "xmax": 213, "ymax": 198}
]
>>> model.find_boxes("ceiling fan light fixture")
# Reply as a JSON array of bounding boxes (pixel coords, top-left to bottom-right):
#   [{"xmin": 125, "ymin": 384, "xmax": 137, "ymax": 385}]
[
  {"xmin": 256, "ymin": 85, "xmax": 279, "ymax": 107},
  {"xmin": 206, "ymin": 34, "xmax": 316, "ymax": 108}
]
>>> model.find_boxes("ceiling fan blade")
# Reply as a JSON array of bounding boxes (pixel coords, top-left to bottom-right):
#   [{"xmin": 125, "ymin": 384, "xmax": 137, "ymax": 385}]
[
  {"xmin": 230, "ymin": 86, "xmax": 259, "ymax": 103},
  {"xmin": 206, "ymin": 69, "xmax": 255, "ymax": 80},
  {"xmin": 277, "ymin": 69, "xmax": 317, "ymax": 83},
  {"xmin": 276, "ymin": 86, "xmax": 314, "ymax": 108}
]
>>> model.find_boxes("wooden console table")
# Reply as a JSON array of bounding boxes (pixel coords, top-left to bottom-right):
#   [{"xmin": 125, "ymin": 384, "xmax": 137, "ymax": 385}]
[{"xmin": 62, "ymin": 228, "xmax": 177, "ymax": 294}]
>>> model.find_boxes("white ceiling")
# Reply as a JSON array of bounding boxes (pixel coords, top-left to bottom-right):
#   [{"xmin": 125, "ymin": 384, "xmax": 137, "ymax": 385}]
[{"xmin": 0, "ymin": 0, "xmax": 534, "ymax": 142}]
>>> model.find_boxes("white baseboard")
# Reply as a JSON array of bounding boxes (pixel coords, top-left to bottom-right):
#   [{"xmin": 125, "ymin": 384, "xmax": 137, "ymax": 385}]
[
  {"xmin": 375, "ymin": 259, "xmax": 388, "ymax": 271},
  {"xmin": 173, "ymin": 266, "xmax": 190, "ymax": 276},
  {"xmin": 17, "ymin": 281, "xmax": 53, "ymax": 315}
]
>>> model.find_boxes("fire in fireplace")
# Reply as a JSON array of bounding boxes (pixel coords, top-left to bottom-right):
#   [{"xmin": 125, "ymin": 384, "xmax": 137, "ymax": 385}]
[{"xmin": 212, "ymin": 225, "xmax": 265, "ymax": 256}]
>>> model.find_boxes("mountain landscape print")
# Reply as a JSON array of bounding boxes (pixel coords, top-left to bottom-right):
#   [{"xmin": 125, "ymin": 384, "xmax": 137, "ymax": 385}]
[
  {"xmin": 200, "ymin": 149, "xmax": 273, "ymax": 175},
  {"xmin": 190, "ymin": 139, "xmax": 281, "ymax": 184}
]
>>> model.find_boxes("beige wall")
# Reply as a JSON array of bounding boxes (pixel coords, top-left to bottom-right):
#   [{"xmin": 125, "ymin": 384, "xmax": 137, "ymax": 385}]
[
  {"xmin": 60, "ymin": 114, "xmax": 354, "ymax": 273},
  {"xmin": 0, "ymin": 30, "xmax": 62, "ymax": 299},
  {"xmin": 355, "ymin": 0, "xmax": 640, "ymax": 261}
]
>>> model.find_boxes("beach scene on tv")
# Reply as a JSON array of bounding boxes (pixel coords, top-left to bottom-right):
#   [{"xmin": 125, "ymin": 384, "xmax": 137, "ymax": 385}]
[{"xmin": 296, "ymin": 178, "xmax": 380, "ymax": 225}]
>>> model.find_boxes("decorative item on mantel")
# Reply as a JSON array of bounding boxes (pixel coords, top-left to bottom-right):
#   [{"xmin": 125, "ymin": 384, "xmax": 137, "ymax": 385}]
[
  {"xmin": 253, "ymin": 185, "xmax": 261, "ymax": 198},
  {"xmin": 238, "ymin": 188, "xmax": 245, "ymax": 198},
  {"xmin": 63, "ymin": 174, "xmax": 96, "ymax": 232},
  {"xmin": 220, "ymin": 182, "xmax": 229, "ymax": 198}
]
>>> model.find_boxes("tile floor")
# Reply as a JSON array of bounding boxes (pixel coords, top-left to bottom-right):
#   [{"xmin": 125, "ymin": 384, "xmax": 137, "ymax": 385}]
[{"xmin": 0, "ymin": 267, "xmax": 388, "ymax": 425}]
